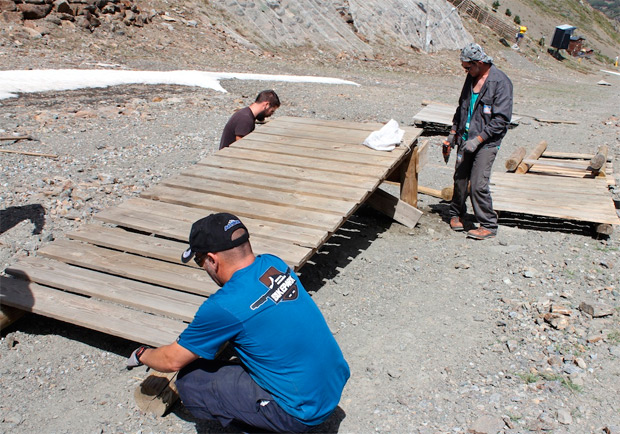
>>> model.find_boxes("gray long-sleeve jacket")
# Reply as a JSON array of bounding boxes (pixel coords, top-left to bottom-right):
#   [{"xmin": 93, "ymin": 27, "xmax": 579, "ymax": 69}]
[{"xmin": 451, "ymin": 64, "xmax": 513, "ymax": 149}]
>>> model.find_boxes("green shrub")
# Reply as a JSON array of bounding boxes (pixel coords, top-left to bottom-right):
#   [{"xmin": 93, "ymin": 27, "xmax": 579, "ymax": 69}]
[
  {"xmin": 514, "ymin": 15, "xmax": 521, "ymax": 24},
  {"xmin": 505, "ymin": 8, "xmax": 512, "ymax": 16}
]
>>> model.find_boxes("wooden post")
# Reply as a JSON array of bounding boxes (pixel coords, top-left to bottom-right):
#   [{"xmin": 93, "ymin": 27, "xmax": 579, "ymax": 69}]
[
  {"xmin": 589, "ymin": 145, "xmax": 608, "ymax": 171},
  {"xmin": 515, "ymin": 140, "xmax": 547, "ymax": 174},
  {"xmin": 399, "ymin": 145, "xmax": 418, "ymax": 208},
  {"xmin": 505, "ymin": 147, "xmax": 526, "ymax": 171}
]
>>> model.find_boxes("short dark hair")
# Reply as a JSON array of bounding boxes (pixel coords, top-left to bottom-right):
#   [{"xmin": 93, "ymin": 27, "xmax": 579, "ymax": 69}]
[{"xmin": 255, "ymin": 90, "xmax": 280, "ymax": 107}]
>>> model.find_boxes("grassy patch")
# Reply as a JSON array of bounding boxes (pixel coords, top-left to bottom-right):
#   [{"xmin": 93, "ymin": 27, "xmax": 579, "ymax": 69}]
[
  {"xmin": 542, "ymin": 373, "xmax": 584, "ymax": 392},
  {"xmin": 608, "ymin": 330, "xmax": 620, "ymax": 345}
]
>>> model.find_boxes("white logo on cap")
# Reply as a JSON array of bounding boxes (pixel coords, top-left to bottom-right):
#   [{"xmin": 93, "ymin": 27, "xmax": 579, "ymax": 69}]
[
  {"xmin": 182, "ymin": 249, "xmax": 192, "ymax": 259},
  {"xmin": 224, "ymin": 219, "xmax": 241, "ymax": 231}
]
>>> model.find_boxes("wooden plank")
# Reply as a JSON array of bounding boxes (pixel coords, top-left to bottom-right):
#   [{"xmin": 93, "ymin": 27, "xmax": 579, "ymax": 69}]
[
  {"xmin": 67, "ymin": 224, "xmax": 312, "ymax": 268},
  {"xmin": 198, "ymin": 155, "xmax": 380, "ymax": 190},
  {"xmin": 274, "ymin": 116, "xmax": 387, "ymax": 131},
  {"xmin": 0, "ymin": 149, "xmax": 58, "ymax": 159},
  {"xmin": 491, "ymin": 199, "xmax": 619, "ymax": 224},
  {"xmin": 217, "ymin": 147, "xmax": 387, "ymax": 178},
  {"xmin": 491, "ymin": 171, "xmax": 610, "ymax": 190},
  {"xmin": 261, "ymin": 119, "xmax": 422, "ymax": 149},
  {"xmin": 522, "ymin": 158, "xmax": 598, "ymax": 171},
  {"xmin": 542, "ymin": 151, "xmax": 612, "ymax": 161},
  {"xmin": 491, "ymin": 192, "xmax": 616, "ymax": 213},
  {"xmin": 38, "ymin": 239, "xmax": 219, "ymax": 297},
  {"xmin": 0, "ymin": 276, "xmax": 183, "ymax": 347},
  {"xmin": 366, "ymin": 188, "xmax": 422, "ymax": 228},
  {"xmin": 140, "ymin": 187, "xmax": 345, "ymax": 232},
  {"xmin": 526, "ymin": 166, "xmax": 606, "ymax": 180},
  {"xmin": 95, "ymin": 198, "xmax": 326, "ymax": 249},
  {"xmin": 159, "ymin": 175, "xmax": 355, "ymax": 216},
  {"xmin": 245, "ymin": 131, "xmax": 408, "ymax": 156},
  {"xmin": 181, "ymin": 165, "xmax": 368, "ymax": 201},
  {"xmin": 256, "ymin": 124, "xmax": 374, "ymax": 144},
  {"xmin": 231, "ymin": 139, "xmax": 395, "ymax": 167},
  {"xmin": 6, "ymin": 258, "xmax": 204, "ymax": 322}
]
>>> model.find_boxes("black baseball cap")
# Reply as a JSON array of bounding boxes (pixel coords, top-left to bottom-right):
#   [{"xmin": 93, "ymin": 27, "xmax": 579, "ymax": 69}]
[{"xmin": 181, "ymin": 213, "xmax": 249, "ymax": 263}]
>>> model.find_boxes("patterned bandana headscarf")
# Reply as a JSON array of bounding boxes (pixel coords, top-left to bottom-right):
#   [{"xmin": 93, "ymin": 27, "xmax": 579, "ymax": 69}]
[{"xmin": 460, "ymin": 43, "xmax": 493, "ymax": 64}]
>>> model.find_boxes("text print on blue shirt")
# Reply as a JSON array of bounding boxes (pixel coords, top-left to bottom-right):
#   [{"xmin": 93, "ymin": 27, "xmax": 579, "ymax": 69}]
[{"xmin": 251, "ymin": 267, "xmax": 299, "ymax": 310}]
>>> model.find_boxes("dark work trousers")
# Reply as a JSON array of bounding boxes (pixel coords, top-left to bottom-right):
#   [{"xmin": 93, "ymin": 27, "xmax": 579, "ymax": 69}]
[
  {"xmin": 176, "ymin": 359, "xmax": 312, "ymax": 433},
  {"xmin": 449, "ymin": 145, "xmax": 499, "ymax": 232}
]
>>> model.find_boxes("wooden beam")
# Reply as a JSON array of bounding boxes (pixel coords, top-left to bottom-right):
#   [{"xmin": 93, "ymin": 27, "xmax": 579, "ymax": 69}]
[
  {"xmin": 516, "ymin": 141, "xmax": 547, "ymax": 174},
  {"xmin": 366, "ymin": 188, "xmax": 422, "ymax": 228},
  {"xmin": 505, "ymin": 147, "xmax": 526, "ymax": 172},
  {"xmin": 415, "ymin": 140, "xmax": 429, "ymax": 174},
  {"xmin": 418, "ymin": 185, "xmax": 453, "ymax": 201},
  {"xmin": 399, "ymin": 148, "xmax": 418, "ymax": 208}
]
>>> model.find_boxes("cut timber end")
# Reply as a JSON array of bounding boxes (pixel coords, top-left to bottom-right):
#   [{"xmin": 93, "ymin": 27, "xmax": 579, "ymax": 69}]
[
  {"xmin": 505, "ymin": 147, "xmax": 526, "ymax": 172},
  {"xmin": 595, "ymin": 223, "xmax": 614, "ymax": 236},
  {"xmin": 134, "ymin": 371, "xmax": 179, "ymax": 416},
  {"xmin": 590, "ymin": 145, "xmax": 608, "ymax": 171},
  {"xmin": 515, "ymin": 140, "xmax": 547, "ymax": 174},
  {"xmin": 418, "ymin": 185, "xmax": 453, "ymax": 201}
]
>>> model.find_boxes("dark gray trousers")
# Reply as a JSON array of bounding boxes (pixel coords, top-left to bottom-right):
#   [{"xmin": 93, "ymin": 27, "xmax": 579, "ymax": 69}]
[{"xmin": 449, "ymin": 145, "xmax": 499, "ymax": 232}]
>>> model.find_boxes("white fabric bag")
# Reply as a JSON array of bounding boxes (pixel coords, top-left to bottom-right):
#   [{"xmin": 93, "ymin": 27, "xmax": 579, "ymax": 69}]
[{"xmin": 362, "ymin": 119, "xmax": 404, "ymax": 152}]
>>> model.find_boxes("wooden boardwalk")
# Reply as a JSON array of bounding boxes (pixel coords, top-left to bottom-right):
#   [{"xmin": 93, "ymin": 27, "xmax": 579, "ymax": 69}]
[{"xmin": 1, "ymin": 117, "xmax": 423, "ymax": 346}]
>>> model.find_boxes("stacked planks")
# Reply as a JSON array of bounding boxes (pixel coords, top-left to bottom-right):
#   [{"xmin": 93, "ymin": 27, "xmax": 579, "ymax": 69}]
[{"xmin": 1, "ymin": 117, "xmax": 422, "ymax": 346}]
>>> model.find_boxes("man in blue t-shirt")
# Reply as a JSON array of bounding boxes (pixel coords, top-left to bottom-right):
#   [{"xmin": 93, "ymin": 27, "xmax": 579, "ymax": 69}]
[{"xmin": 127, "ymin": 213, "xmax": 350, "ymax": 432}]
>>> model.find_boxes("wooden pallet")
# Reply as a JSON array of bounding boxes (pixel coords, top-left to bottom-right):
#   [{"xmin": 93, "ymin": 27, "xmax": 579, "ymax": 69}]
[
  {"xmin": 411, "ymin": 102, "xmax": 521, "ymax": 132},
  {"xmin": 1, "ymin": 117, "xmax": 423, "ymax": 346}
]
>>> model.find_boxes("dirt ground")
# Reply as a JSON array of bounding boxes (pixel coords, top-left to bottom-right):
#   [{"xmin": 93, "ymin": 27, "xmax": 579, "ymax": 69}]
[{"xmin": 1, "ymin": 7, "xmax": 620, "ymax": 434}]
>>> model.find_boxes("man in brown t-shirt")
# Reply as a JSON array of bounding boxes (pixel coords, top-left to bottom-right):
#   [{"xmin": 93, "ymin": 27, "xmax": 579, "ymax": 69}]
[{"xmin": 219, "ymin": 90, "xmax": 281, "ymax": 150}]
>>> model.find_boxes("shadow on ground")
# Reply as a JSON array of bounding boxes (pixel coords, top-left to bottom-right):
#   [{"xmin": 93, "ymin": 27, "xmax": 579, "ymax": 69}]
[
  {"xmin": 0, "ymin": 204, "xmax": 45, "ymax": 235},
  {"xmin": 298, "ymin": 205, "xmax": 394, "ymax": 293}
]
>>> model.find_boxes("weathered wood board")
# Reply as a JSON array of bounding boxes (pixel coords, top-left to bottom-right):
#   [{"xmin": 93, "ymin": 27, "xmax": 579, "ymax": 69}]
[{"xmin": 490, "ymin": 171, "xmax": 620, "ymax": 226}]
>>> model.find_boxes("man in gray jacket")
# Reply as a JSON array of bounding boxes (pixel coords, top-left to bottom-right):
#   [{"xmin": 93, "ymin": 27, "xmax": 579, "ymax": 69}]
[{"xmin": 444, "ymin": 43, "xmax": 513, "ymax": 240}]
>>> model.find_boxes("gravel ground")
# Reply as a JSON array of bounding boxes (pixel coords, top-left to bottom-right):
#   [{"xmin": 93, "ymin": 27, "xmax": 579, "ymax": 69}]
[{"xmin": 1, "ymin": 17, "xmax": 620, "ymax": 434}]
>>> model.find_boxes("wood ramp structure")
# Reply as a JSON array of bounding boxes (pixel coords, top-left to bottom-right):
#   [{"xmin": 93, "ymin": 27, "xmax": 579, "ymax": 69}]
[{"xmin": 1, "ymin": 117, "xmax": 423, "ymax": 346}]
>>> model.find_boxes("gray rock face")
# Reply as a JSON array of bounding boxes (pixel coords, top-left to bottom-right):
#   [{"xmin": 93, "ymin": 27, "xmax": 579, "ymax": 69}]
[{"xmin": 209, "ymin": 0, "xmax": 471, "ymax": 55}]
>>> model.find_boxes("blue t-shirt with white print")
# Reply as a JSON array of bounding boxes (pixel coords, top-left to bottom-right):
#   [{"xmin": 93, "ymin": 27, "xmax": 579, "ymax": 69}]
[{"xmin": 177, "ymin": 254, "xmax": 350, "ymax": 425}]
